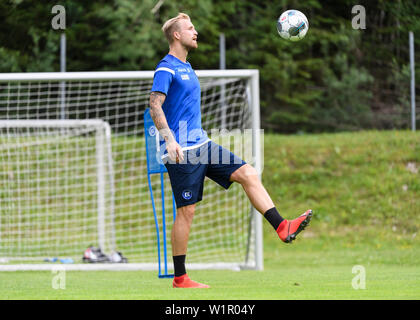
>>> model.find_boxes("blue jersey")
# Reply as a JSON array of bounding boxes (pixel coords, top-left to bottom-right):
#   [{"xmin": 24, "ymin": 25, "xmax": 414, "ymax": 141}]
[{"xmin": 151, "ymin": 54, "xmax": 209, "ymax": 153}]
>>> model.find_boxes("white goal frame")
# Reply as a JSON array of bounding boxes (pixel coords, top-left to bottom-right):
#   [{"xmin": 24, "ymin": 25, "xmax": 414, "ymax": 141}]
[
  {"xmin": 0, "ymin": 119, "xmax": 116, "ymax": 256},
  {"xmin": 0, "ymin": 70, "xmax": 263, "ymax": 272}
]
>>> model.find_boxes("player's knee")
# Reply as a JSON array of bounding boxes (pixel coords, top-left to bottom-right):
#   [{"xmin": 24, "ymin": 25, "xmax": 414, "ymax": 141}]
[
  {"xmin": 177, "ymin": 204, "xmax": 195, "ymax": 222},
  {"xmin": 231, "ymin": 164, "xmax": 259, "ymax": 184}
]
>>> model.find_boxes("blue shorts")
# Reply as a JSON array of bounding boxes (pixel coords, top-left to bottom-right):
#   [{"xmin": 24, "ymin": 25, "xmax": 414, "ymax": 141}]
[{"xmin": 164, "ymin": 141, "xmax": 246, "ymax": 208}]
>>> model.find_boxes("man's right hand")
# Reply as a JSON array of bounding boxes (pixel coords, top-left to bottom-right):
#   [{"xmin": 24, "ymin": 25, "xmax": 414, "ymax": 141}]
[{"xmin": 166, "ymin": 140, "xmax": 184, "ymax": 163}]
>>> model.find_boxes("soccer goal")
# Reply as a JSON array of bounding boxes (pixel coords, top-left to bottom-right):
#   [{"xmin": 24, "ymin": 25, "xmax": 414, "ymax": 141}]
[{"xmin": 0, "ymin": 70, "xmax": 263, "ymax": 272}]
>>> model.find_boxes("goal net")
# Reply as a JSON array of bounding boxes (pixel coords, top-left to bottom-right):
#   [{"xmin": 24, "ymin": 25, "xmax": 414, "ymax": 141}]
[{"xmin": 0, "ymin": 70, "xmax": 263, "ymax": 271}]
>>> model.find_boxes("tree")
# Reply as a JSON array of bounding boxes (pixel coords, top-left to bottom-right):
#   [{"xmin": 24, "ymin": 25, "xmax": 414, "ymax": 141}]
[{"xmin": 0, "ymin": 0, "xmax": 418, "ymax": 132}]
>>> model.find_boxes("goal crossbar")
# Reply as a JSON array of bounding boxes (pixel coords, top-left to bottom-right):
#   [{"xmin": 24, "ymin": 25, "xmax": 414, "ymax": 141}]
[
  {"xmin": 0, "ymin": 119, "xmax": 108, "ymax": 128},
  {"xmin": 0, "ymin": 70, "xmax": 258, "ymax": 82}
]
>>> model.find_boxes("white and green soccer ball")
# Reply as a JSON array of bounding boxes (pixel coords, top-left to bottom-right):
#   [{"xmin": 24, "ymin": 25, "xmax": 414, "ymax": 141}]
[{"xmin": 277, "ymin": 10, "xmax": 309, "ymax": 41}]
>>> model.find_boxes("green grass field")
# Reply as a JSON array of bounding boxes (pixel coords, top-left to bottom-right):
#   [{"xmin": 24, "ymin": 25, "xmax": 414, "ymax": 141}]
[
  {"xmin": 0, "ymin": 130, "xmax": 419, "ymax": 300},
  {"xmin": 1, "ymin": 236, "xmax": 419, "ymax": 299}
]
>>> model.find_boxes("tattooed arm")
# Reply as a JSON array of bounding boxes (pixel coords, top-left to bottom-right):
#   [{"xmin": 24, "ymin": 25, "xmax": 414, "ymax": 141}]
[{"xmin": 149, "ymin": 91, "xmax": 184, "ymax": 162}]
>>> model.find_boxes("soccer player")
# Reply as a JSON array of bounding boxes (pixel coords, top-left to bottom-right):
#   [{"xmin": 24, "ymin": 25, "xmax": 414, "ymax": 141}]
[{"xmin": 149, "ymin": 13, "xmax": 312, "ymax": 288}]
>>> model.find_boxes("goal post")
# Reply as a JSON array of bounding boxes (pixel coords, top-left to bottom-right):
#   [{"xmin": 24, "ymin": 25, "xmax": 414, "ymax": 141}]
[{"xmin": 0, "ymin": 70, "xmax": 263, "ymax": 271}]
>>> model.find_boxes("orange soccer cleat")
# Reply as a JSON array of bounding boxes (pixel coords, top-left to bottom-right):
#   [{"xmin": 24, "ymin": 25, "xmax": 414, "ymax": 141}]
[
  {"xmin": 172, "ymin": 274, "xmax": 210, "ymax": 288},
  {"xmin": 277, "ymin": 209, "xmax": 313, "ymax": 243}
]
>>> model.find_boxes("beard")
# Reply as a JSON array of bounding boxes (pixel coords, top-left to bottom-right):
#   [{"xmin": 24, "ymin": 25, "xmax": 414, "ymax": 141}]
[{"xmin": 181, "ymin": 39, "xmax": 198, "ymax": 51}]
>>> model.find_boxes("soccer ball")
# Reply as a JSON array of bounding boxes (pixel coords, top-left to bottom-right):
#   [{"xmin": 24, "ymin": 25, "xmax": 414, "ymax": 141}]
[{"xmin": 277, "ymin": 10, "xmax": 309, "ymax": 41}]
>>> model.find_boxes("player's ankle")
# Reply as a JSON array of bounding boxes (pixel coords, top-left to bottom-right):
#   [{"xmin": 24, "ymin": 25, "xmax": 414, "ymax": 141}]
[
  {"xmin": 173, "ymin": 254, "xmax": 187, "ymax": 278},
  {"xmin": 174, "ymin": 273, "xmax": 188, "ymax": 284},
  {"xmin": 264, "ymin": 207, "xmax": 284, "ymax": 231},
  {"xmin": 276, "ymin": 219, "xmax": 288, "ymax": 233}
]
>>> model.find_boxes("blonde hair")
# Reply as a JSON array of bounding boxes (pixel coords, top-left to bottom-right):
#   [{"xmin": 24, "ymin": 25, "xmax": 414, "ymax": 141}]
[{"xmin": 162, "ymin": 13, "xmax": 191, "ymax": 44}]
